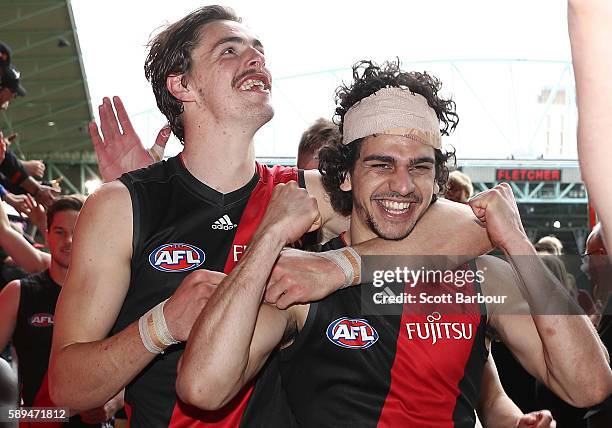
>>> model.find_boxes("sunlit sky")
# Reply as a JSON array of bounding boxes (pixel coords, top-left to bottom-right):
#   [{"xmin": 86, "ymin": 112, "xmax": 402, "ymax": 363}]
[{"xmin": 71, "ymin": 0, "xmax": 574, "ymax": 161}]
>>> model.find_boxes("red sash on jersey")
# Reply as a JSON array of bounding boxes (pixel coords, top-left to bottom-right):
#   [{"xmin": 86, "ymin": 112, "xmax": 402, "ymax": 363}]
[
  {"xmin": 166, "ymin": 163, "xmax": 298, "ymax": 427},
  {"xmin": 20, "ymin": 373, "xmax": 63, "ymax": 428}
]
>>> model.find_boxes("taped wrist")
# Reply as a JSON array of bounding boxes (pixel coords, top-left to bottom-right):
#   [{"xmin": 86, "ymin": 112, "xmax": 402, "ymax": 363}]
[
  {"xmin": 138, "ymin": 299, "xmax": 180, "ymax": 354},
  {"xmin": 147, "ymin": 144, "xmax": 164, "ymax": 162},
  {"xmin": 313, "ymin": 246, "xmax": 361, "ymax": 289}
]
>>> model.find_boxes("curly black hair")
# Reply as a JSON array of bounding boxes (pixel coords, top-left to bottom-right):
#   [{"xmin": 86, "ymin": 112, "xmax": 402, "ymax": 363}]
[{"xmin": 319, "ymin": 59, "xmax": 457, "ymax": 216}]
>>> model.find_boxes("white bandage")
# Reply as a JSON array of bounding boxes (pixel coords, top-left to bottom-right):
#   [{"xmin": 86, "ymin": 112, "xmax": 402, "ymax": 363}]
[
  {"xmin": 138, "ymin": 310, "xmax": 164, "ymax": 354},
  {"xmin": 147, "ymin": 144, "xmax": 165, "ymax": 162},
  {"xmin": 138, "ymin": 299, "xmax": 179, "ymax": 355},
  {"xmin": 313, "ymin": 247, "xmax": 361, "ymax": 289},
  {"xmin": 151, "ymin": 299, "xmax": 180, "ymax": 347},
  {"xmin": 342, "ymin": 87, "xmax": 441, "ymax": 149}
]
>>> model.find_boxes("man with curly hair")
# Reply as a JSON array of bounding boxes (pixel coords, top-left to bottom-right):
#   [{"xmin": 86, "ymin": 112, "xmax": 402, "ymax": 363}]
[{"xmin": 177, "ymin": 60, "xmax": 610, "ymax": 427}]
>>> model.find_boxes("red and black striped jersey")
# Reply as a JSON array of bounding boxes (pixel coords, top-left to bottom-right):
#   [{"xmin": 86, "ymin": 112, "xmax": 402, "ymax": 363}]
[
  {"xmin": 114, "ymin": 156, "xmax": 301, "ymax": 427},
  {"xmin": 280, "ymin": 236, "xmax": 488, "ymax": 428}
]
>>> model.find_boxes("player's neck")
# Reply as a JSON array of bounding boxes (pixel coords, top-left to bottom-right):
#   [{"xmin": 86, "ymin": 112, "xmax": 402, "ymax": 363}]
[
  {"xmin": 181, "ymin": 125, "xmax": 256, "ymax": 194},
  {"xmin": 48, "ymin": 260, "xmax": 68, "ymax": 287},
  {"xmin": 347, "ymin": 217, "xmax": 378, "ymax": 247}
]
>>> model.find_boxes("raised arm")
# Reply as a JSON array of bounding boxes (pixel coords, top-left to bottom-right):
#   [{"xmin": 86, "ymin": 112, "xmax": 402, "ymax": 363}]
[
  {"xmin": 0, "ymin": 201, "xmax": 49, "ymax": 272},
  {"xmin": 569, "ymin": 0, "xmax": 612, "ymax": 254},
  {"xmin": 473, "ymin": 184, "xmax": 612, "ymax": 407},
  {"xmin": 177, "ymin": 182, "xmax": 318, "ymax": 410},
  {"xmin": 90, "ymin": 96, "xmax": 170, "ymax": 182}
]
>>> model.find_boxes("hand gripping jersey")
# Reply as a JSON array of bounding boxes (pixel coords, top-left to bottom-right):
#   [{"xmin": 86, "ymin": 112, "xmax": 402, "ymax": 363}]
[
  {"xmin": 13, "ymin": 270, "xmax": 98, "ymax": 427},
  {"xmin": 280, "ymin": 236, "xmax": 489, "ymax": 428},
  {"xmin": 114, "ymin": 156, "xmax": 301, "ymax": 427}
]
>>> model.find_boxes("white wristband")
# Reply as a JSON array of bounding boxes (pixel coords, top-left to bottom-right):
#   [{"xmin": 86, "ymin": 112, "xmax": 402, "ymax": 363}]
[
  {"xmin": 314, "ymin": 247, "xmax": 361, "ymax": 289},
  {"xmin": 138, "ymin": 310, "xmax": 164, "ymax": 354},
  {"xmin": 151, "ymin": 299, "xmax": 180, "ymax": 347}
]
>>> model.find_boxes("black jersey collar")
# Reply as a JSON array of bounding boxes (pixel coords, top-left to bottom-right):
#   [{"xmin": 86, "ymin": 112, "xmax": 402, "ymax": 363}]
[{"xmin": 172, "ymin": 155, "xmax": 259, "ymax": 206}]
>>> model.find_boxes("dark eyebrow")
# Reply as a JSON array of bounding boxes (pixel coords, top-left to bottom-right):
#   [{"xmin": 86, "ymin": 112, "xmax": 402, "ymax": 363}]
[
  {"xmin": 363, "ymin": 155, "xmax": 395, "ymax": 163},
  {"xmin": 409, "ymin": 156, "xmax": 435, "ymax": 166},
  {"xmin": 212, "ymin": 36, "xmax": 264, "ymax": 52},
  {"xmin": 362, "ymin": 155, "xmax": 435, "ymax": 165}
]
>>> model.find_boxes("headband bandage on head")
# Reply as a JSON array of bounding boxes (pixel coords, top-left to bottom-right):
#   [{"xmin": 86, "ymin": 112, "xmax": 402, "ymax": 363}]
[{"xmin": 342, "ymin": 87, "xmax": 441, "ymax": 149}]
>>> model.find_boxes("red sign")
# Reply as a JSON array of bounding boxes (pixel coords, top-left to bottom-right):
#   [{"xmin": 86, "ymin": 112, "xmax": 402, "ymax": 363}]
[{"xmin": 496, "ymin": 169, "xmax": 561, "ymax": 182}]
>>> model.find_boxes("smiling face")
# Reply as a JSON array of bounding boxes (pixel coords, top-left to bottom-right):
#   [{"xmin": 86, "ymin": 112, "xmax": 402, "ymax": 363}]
[
  {"xmin": 46, "ymin": 209, "xmax": 79, "ymax": 270},
  {"xmin": 348, "ymin": 134, "xmax": 437, "ymax": 241},
  {"xmin": 180, "ymin": 20, "xmax": 273, "ymax": 127}
]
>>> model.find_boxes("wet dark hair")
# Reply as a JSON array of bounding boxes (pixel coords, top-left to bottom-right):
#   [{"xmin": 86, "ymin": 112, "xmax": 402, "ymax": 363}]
[
  {"xmin": 47, "ymin": 195, "xmax": 84, "ymax": 230},
  {"xmin": 144, "ymin": 5, "xmax": 241, "ymax": 142},
  {"xmin": 319, "ymin": 59, "xmax": 458, "ymax": 216}
]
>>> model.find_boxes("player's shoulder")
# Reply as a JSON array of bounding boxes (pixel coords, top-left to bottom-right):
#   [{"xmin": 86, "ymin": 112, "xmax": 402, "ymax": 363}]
[
  {"xmin": 75, "ymin": 181, "xmax": 132, "ymax": 237},
  {"xmin": 258, "ymin": 163, "xmax": 299, "ymax": 185},
  {"xmin": 85, "ymin": 180, "xmax": 131, "ymax": 211},
  {"xmin": 0, "ymin": 279, "xmax": 21, "ymax": 305},
  {"xmin": 120, "ymin": 156, "xmax": 180, "ymax": 186},
  {"xmin": 2, "ymin": 279, "xmax": 22, "ymax": 294}
]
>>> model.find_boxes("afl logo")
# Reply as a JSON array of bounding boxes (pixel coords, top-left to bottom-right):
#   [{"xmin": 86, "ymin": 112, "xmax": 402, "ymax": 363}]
[
  {"xmin": 149, "ymin": 243, "xmax": 205, "ymax": 272},
  {"xmin": 30, "ymin": 313, "xmax": 54, "ymax": 327},
  {"xmin": 326, "ymin": 317, "xmax": 379, "ymax": 349}
]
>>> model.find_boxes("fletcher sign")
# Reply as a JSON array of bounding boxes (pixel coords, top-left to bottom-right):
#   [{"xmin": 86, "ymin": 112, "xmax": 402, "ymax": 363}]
[{"xmin": 496, "ymin": 169, "xmax": 561, "ymax": 182}]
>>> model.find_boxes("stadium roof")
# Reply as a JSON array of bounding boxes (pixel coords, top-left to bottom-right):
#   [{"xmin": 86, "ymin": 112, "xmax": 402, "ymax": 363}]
[{"xmin": 0, "ymin": 0, "xmax": 94, "ymax": 163}]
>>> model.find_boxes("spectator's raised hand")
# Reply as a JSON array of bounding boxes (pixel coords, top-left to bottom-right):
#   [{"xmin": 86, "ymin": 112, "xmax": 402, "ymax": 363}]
[
  {"xmin": 90, "ymin": 96, "xmax": 170, "ymax": 182},
  {"xmin": 26, "ymin": 198, "xmax": 47, "ymax": 232},
  {"xmin": 34, "ymin": 184, "xmax": 60, "ymax": 209},
  {"xmin": 4, "ymin": 192, "xmax": 35, "ymax": 216},
  {"xmin": 22, "ymin": 160, "xmax": 45, "ymax": 178}
]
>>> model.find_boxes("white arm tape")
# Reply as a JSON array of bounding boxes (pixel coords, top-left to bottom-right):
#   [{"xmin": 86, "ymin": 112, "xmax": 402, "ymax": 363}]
[{"xmin": 313, "ymin": 246, "xmax": 361, "ymax": 289}]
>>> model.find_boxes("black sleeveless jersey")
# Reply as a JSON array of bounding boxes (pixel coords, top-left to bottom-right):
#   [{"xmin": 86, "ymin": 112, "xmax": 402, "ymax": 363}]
[
  {"xmin": 115, "ymin": 156, "xmax": 301, "ymax": 428},
  {"xmin": 13, "ymin": 270, "xmax": 98, "ymax": 427},
  {"xmin": 13, "ymin": 270, "xmax": 59, "ymax": 408},
  {"xmin": 280, "ymin": 236, "xmax": 488, "ymax": 428}
]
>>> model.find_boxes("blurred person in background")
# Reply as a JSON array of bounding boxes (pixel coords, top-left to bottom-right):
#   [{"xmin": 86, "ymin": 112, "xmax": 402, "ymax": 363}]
[
  {"xmin": 296, "ymin": 118, "xmax": 341, "ymax": 170},
  {"xmin": 445, "ymin": 170, "xmax": 473, "ymax": 203},
  {"xmin": 0, "ymin": 41, "xmax": 60, "ymax": 210},
  {"xmin": 0, "ymin": 195, "xmax": 123, "ymax": 427},
  {"xmin": 535, "ymin": 236, "xmax": 563, "ymax": 256},
  {"xmin": 297, "ymin": 118, "xmax": 348, "ymax": 248}
]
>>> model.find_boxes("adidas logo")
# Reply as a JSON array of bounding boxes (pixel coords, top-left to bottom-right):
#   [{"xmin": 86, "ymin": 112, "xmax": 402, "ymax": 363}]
[{"xmin": 212, "ymin": 214, "xmax": 237, "ymax": 230}]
